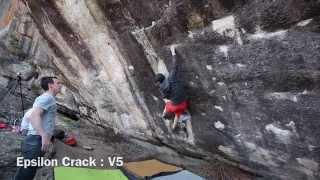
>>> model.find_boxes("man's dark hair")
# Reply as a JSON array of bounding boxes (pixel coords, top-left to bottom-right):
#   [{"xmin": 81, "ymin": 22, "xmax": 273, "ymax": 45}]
[
  {"xmin": 155, "ymin": 73, "xmax": 165, "ymax": 83},
  {"xmin": 40, "ymin": 76, "xmax": 57, "ymax": 91}
]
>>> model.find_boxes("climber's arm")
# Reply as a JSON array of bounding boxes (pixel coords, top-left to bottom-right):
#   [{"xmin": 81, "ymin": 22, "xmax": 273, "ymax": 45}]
[
  {"xmin": 168, "ymin": 45, "xmax": 179, "ymax": 83},
  {"xmin": 162, "ymin": 99, "xmax": 170, "ymax": 118}
]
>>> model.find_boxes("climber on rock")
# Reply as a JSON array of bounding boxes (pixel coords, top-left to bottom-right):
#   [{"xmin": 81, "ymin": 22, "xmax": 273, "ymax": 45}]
[{"xmin": 155, "ymin": 45, "xmax": 188, "ymax": 130}]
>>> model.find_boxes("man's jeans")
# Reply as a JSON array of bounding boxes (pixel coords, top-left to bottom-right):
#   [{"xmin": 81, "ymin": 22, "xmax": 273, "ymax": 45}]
[{"xmin": 14, "ymin": 135, "xmax": 44, "ymax": 180}]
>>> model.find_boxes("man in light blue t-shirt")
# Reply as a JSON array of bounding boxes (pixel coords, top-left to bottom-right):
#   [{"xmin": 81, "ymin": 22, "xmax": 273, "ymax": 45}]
[{"xmin": 15, "ymin": 76, "xmax": 62, "ymax": 180}]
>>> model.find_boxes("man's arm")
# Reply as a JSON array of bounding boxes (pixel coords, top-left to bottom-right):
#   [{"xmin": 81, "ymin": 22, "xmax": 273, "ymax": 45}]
[{"xmin": 29, "ymin": 107, "xmax": 51, "ymax": 152}]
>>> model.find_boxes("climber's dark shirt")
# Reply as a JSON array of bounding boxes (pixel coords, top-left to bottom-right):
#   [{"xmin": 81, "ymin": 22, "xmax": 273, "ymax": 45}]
[{"xmin": 159, "ymin": 55, "xmax": 187, "ymax": 104}]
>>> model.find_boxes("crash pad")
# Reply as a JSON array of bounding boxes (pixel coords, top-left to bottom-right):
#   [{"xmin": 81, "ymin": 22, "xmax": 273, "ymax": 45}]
[
  {"xmin": 152, "ymin": 170, "xmax": 205, "ymax": 180},
  {"xmin": 123, "ymin": 159, "xmax": 182, "ymax": 178},
  {"xmin": 54, "ymin": 167, "xmax": 128, "ymax": 180}
]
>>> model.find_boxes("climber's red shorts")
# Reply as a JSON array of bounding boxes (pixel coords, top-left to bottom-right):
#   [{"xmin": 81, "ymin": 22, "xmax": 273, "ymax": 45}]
[{"xmin": 165, "ymin": 100, "xmax": 188, "ymax": 118}]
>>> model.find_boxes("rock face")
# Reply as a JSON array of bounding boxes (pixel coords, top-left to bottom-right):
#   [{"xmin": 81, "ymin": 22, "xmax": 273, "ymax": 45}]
[
  {"xmin": 0, "ymin": 131, "xmax": 22, "ymax": 180},
  {"xmin": 0, "ymin": 0, "xmax": 319, "ymax": 179}
]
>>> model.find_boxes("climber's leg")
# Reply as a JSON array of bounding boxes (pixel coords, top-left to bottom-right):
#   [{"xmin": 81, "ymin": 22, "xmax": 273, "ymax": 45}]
[
  {"xmin": 172, "ymin": 114, "xmax": 179, "ymax": 130},
  {"xmin": 186, "ymin": 118, "xmax": 194, "ymax": 144},
  {"xmin": 162, "ymin": 106, "xmax": 167, "ymax": 118},
  {"xmin": 164, "ymin": 119, "xmax": 173, "ymax": 134}
]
